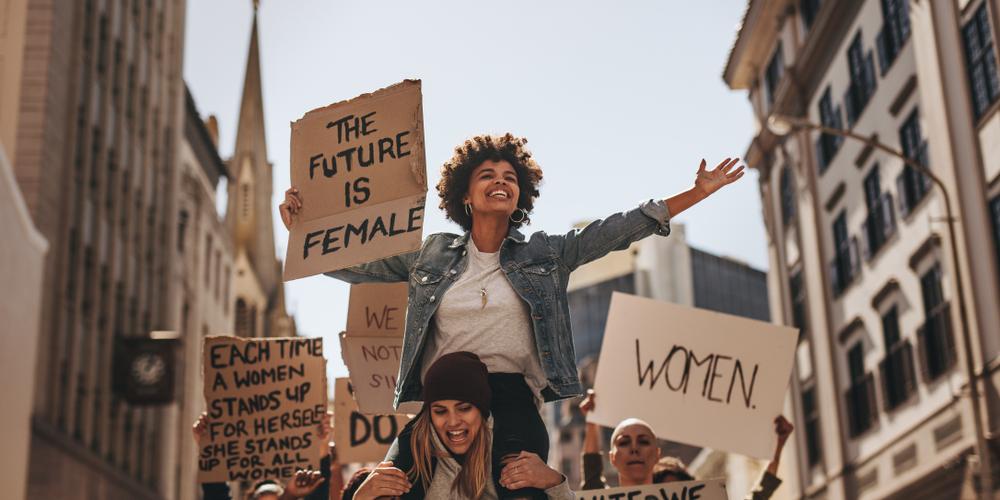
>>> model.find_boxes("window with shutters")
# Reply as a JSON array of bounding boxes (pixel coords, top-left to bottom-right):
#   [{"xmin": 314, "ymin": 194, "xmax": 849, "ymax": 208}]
[
  {"xmin": 862, "ymin": 165, "xmax": 896, "ymax": 260},
  {"xmin": 844, "ymin": 31, "xmax": 878, "ymax": 126},
  {"xmin": 817, "ymin": 87, "xmax": 845, "ymax": 173},
  {"xmin": 801, "ymin": 384, "xmax": 822, "ymax": 467},
  {"xmin": 917, "ymin": 265, "xmax": 955, "ymax": 381},
  {"xmin": 764, "ymin": 41, "xmax": 785, "ymax": 106},
  {"xmin": 845, "ymin": 342, "xmax": 878, "ymax": 437},
  {"xmin": 235, "ymin": 299, "xmax": 248, "ymax": 337},
  {"xmin": 830, "ymin": 211, "xmax": 860, "ymax": 296},
  {"xmin": 962, "ymin": 3, "xmax": 1000, "ymax": 119},
  {"xmin": 992, "ymin": 195, "xmax": 1000, "ymax": 276},
  {"xmin": 789, "ymin": 269, "xmax": 808, "ymax": 338},
  {"xmin": 875, "ymin": 0, "xmax": 911, "ymax": 75},
  {"xmin": 879, "ymin": 306, "xmax": 916, "ymax": 410},
  {"xmin": 800, "ymin": 0, "xmax": 822, "ymax": 32},
  {"xmin": 896, "ymin": 109, "xmax": 931, "ymax": 218},
  {"xmin": 780, "ymin": 167, "xmax": 796, "ymax": 227}
]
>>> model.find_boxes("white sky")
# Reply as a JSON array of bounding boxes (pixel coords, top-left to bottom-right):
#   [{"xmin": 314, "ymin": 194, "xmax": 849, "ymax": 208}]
[{"xmin": 183, "ymin": 0, "xmax": 765, "ymax": 389}]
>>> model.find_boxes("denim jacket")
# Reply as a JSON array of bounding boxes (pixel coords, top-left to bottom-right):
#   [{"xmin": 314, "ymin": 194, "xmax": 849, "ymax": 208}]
[{"xmin": 327, "ymin": 199, "xmax": 671, "ymax": 408}]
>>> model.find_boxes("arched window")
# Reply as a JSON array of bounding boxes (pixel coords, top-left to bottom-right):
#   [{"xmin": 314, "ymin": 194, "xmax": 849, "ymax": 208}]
[{"xmin": 235, "ymin": 298, "xmax": 248, "ymax": 336}]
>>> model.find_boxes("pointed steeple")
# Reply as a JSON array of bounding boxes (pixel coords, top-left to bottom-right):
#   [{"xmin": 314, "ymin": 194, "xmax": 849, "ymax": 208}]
[
  {"xmin": 233, "ymin": 7, "xmax": 267, "ymax": 162},
  {"xmin": 227, "ymin": 4, "xmax": 279, "ymax": 302}
]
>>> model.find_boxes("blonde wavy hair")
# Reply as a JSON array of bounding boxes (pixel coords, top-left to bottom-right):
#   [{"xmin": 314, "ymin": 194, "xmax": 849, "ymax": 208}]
[{"xmin": 407, "ymin": 408, "xmax": 492, "ymax": 498}]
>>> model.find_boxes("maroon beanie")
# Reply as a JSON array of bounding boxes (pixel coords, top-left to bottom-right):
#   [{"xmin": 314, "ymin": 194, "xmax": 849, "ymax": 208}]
[{"xmin": 422, "ymin": 351, "xmax": 491, "ymax": 418}]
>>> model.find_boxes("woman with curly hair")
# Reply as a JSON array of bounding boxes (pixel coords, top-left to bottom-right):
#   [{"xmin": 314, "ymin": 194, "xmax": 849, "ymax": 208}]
[{"xmin": 280, "ymin": 133, "xmax": 743, "ymax": 498}]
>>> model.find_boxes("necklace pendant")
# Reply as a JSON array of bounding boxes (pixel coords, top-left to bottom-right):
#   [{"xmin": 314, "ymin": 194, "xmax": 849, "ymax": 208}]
[{"xmin": 480, "ymin": 287, "xmax": 487, "ymax": 309}]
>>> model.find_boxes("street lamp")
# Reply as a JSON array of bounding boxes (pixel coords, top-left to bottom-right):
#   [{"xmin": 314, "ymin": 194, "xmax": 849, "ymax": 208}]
[{"xmin": 766, "ymin": 114, "xmax": 994, "ymax": 499}]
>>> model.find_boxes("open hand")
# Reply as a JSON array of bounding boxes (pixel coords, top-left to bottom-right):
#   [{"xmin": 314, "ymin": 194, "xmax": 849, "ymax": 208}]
[
  {"xmin": 279, "ymin": 187, "xmax": 302, "ymax": 230},
  {"xmin": 694, "ymin": 157, "xmax": 745, "ymax": 197},
  {"xmin": 499, "ymin": 451, "xmax": 564, "ymax": 491}
]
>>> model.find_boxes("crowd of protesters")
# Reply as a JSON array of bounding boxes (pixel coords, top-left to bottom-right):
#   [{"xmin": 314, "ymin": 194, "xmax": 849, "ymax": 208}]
[
  {"xmin": 188, "ymin": 133, "xmax": 792, "ymax": 498},
  {"xmin": 192, "ymin": 352, "xmax": 795, "ymax": 500}
]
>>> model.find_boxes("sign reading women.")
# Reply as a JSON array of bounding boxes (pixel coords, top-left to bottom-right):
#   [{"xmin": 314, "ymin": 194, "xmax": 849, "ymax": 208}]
[
  {"xmin": 588, "ymin": 293, "xmax": 797, "ymax": 459},
  {"xmin": 198, "ymin": 336, "xmax": 328, "ymax": 483},
  {"xmin": 283, "ymin": 80, "xmax": 427, "ymax": 281},
  {"xmin": 575, "ymin": 478, "xmax": 727, "ymax": 500}
]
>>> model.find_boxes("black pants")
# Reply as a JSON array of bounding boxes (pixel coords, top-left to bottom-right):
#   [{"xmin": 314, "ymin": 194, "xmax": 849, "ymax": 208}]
[{"xmin": 386, "ymin": 373, "xmax": 549, "ymax": 499}]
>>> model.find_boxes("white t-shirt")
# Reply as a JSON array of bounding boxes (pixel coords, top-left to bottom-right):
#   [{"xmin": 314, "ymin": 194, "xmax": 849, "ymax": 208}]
[{"xmin": 421, "ymin": 240, "xmax": 548, "ymax": 404}]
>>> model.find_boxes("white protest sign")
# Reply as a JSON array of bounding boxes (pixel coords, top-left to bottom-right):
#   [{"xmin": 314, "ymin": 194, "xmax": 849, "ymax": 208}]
[
  {"xmin": 575, "ymin": 478, "xmax": 728, "ymax": 500},
  {"xmin": 333, "ymin": 378, "xmax": 412, "ymax": 464},
  {"xmin": 283, "ymin": 80, "xmax": 427, "ymax": 281},
  {"xmin": 198, "ymin": 336, "xmax": 328, "ymax": 483},
  {"xmin": 339, "ymin": 332, "xmax": 422, "ymax": 415},
  {"xmin": 588, "ymin": 292, "xmax": 797, "ymax": 459}
]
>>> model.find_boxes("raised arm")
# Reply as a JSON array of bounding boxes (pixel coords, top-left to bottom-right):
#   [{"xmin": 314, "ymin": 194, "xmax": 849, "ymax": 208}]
[
  {"xmin": 746, "ymin": 415, "xmax": 793, "ymax": 500},
  {"xmin": 550, "ymin": 157, "xmax": 743, "ymax": 271},
  {"xmin": 578, "ymin": 390, "xmax": 608, "ymax": 490}
]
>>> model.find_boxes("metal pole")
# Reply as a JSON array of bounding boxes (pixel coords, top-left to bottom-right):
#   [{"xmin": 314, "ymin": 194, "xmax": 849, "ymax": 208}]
[{"xmin": 794, "ymin": 121, "xmax": 994, "ymax": 498}]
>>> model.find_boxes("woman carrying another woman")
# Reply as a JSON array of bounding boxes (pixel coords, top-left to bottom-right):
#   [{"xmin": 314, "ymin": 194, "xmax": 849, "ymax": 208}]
[
  {"xmin": 350, "ymin": 352, "xmax": 573, "ymax": 500},
  {"xmin": 281, "ymin": 133, "xmax": 744, "ymax": 497}
]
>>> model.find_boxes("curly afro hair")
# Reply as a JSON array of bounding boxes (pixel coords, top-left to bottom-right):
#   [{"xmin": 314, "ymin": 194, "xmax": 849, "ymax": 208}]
[{"xmin": 436, "ymin": 133, "xmax": 543, "ymax": 231}]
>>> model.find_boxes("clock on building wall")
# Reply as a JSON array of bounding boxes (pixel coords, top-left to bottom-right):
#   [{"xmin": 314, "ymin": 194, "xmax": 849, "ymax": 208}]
[{"xmin": 114, "ymin": 337, "xmax": 178, "ymax": 405}]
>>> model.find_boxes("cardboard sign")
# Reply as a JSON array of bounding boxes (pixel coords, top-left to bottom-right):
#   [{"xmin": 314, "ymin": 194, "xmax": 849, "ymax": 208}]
[
  {"xmin": 575, "ymin": 478, "xmax": 727, "ymax": 500},
  {"xmin": 198, "ymin": 336, "xmax": 328, "ymax": 483},
  {"xmin": 284, "ymin": 80, "xmax": 427, "ymax": 281},
  {"xmin": 346, "ymin": 282, "xmax": 408, "ymax": 337},
  {"xmin": 333, "ymin": 378, "xmax": 413, "ymax": 464},
  {"xmin": 340, "ymin": 332, "xmax": 422, "ymax": 415},
  {"xmin": 588, "ymin": 293, "xmax": 797, "ymax": 459}
]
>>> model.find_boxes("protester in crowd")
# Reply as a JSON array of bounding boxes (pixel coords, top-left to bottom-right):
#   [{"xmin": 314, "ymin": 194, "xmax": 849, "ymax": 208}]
[
  {"xmin": 327, "ymin": 443, "xmax": 345, "ymax": 500},
  {"xmin": 193, "ymin": 411, "xmax": 333, "ymax": 500},
  {"xmin": 349, "ymin": 352, "xmax": 574, "ymax": 500},
  {"xmin": 281, "ymin": 133, "xmax": 745, "ymax": 498},
  {"xmin": 578, "ymin": 389, "xmax": 794, "ymax": 499}
]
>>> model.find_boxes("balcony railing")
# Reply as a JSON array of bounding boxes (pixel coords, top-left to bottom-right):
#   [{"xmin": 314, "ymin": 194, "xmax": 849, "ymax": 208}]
[
  {"xmin": 830, "ymin": 236, "xmax": 861, "ymax": 297},
  {"xmin": 879, "ymin": 339, "xmax": 916, "ymax": 411},
  {"xmin": 917, "ymin": 302, "xmax": 957, "ymax": 382},
  {"xmin": 845, "ymin": 372, "xmax": 878, "ymax": 437},
  {"xmin": 862, "ymin": 192, "xmax": 897, "ymax": 260}
]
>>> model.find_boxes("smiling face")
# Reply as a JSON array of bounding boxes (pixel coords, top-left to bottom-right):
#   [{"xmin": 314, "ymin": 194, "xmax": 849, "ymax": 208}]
[
  {"xmin": 609, "ymin": 422, "xmax": 661, "ymax": 486},
  {"xmin": 464, "ymin": 159, "xmax": 520, "ymax": 221},
  {"xmin": 429, "ymin": 400, "xmax": 483, "ymax": 455}
]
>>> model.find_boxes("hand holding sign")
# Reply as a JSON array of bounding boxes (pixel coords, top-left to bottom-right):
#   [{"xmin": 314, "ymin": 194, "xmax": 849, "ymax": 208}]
[
  {"xmin": 588, "ymin": 292, "xmax": 797, "ymax": 459},
  {"xmin": 283, "ymin": 80, "xmax": 427, "ymax": 281}
]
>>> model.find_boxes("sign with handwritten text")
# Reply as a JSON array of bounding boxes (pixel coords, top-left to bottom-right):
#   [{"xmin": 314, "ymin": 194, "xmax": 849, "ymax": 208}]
[
  {"xmin": 588, "ymin": 292, "xmax": 797, "ymax": 459},
  {"xmin": 575, "ymin": 478, "xmax": 727, "ymax": 500},
  {"xmin": 333, "ymin": 378, "xmax": 413, "ymax": 464},
  {"xmin": 283, "ymin": 80, "xmax": 427, "ymax": 281},
  {"xmin": 197, "ymin": 336, "xmax": 328, "ymax": 482},
  {"xmin": 346, "ymin": 282, "xmax": 408, "ymax": 337}
]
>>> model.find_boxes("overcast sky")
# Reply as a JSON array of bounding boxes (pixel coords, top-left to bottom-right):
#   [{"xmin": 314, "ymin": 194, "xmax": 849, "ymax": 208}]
[{"xmin": 183, "ymin": 0, "xmax": 764, "ymax": 389}]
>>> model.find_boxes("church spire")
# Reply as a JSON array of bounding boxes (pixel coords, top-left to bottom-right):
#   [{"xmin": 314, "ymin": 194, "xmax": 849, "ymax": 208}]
[{"xmin": 233, "ymin": 7, "xmax": 267, "ymax": 162}]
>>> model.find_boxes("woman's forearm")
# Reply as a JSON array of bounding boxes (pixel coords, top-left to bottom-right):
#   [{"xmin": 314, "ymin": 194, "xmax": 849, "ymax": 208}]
[{"xmin": 664, "ymin": 186, "xmax": 708, "ymax": 218}]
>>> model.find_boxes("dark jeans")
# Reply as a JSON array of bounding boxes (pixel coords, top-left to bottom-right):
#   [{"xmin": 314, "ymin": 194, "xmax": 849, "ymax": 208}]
[{"xmin": 385, "ymin": 373, "xmax": 549, "ymax": 499}]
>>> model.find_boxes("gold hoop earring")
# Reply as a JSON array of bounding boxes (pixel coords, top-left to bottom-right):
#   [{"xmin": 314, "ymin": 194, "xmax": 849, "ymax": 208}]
[{"xmin": 509, "ymin": 208, "xmax": 527, "ymax": 223}]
